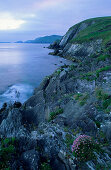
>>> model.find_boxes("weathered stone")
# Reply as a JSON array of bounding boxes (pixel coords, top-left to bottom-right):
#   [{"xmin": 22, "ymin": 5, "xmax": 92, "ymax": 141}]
[{"xmin": 21, "ymin": 149, "xmax": 39, "ymax": 170}]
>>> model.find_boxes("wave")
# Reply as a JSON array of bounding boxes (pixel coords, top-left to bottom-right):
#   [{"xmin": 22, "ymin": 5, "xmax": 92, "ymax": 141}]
[{"xmin": 0, "ymin": 84, "xmax": 34, "ymax": 107}]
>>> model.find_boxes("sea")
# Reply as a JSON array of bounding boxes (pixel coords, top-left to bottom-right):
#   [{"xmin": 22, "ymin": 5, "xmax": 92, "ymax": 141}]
[{"xmin": 0, "ymin": 43, "xmax": 71, "ymax": 107}]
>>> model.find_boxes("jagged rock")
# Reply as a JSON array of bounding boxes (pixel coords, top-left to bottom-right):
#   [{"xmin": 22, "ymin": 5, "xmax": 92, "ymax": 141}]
[
  {"xmin": 21, "ymin": 149, "xmax": 39, "ymax": 170},
  {"xmin": 0, "ymin": 109, "xmax": 28, "ymax": 138},
  {"xmin": 101, "ymin": 121, "xmax": 111, "ymax": 142}
]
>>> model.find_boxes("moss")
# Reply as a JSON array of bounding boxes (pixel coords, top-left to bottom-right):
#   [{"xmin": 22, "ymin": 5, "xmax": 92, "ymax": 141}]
[
  {"xmin": 81, "ymin": 64, "xmax": 111, "ymax": 81},
  {"xmin": 69, "ymin": 64, "xmax": 76, "ymax": 71},
  {"xmin": 96, "ymin": 65, "xmax": 111, "ymax": 77},
  {"xmin": 71, "ymin": 129, "xmax": 80, "ymax": 136},
  {"xmin": 49, "ymin": 108, "xmax": 63, "ymax": 121},
  {"xmin": 95, "ymin": 88, "xmax": 111, "ymax": 111},
  {"xmin": 104, "ymin": 108, "xmax": 111, "ymax": 114},
  {"xmin": 56, "ymin": 70, "xmax": 61, "ymax": 75},
  {"xmin": 96, "ymin": 54, "xmax": 111, "ymax": 62},
  {"xmin": 74, "ymin": 93, "xmax": 89, "ymax": 106},
  {"xmin": 81, "ymin": 72, "xmax": 96, "ymax": 81},
  {"xmin": 95, "ymin": 88, "xmax": 109, "ymax": 100},
  {"xmin": 74, "ymin": 93, "xmax": 83, "ymax": 100}
]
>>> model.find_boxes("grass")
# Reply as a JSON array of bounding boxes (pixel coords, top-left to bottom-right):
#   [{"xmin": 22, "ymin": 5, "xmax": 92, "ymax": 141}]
[
  {"xmin": 96, "ymin": 65, "xmax": 111, "ymax": 77},
  {"xmin": 65, "ymin": 133, "xmax": 74, "ymax": 149},
  {"xmin": 49, "ymin": 108, "xmax": 63, "ymax": 121},
  {"xmin": 81, "ymin": 65, "xmax": 111, "ymax": 81},
  {"xmin": 96, "ymin": 54, "xmax": 111, "ymax": 62},
  {"xmin": 81, "ymin": 72, "xmax": 96, "ymax": 81},
  {"xmin": 68, "ymin": 64, "xmax": 76, "ymax": 71},
  {"xmin": 95, "ymin": 88, "xmax": 111, "ymax": 112},
  {"xmin": 55, "ymin": 68, "xmax": 64, "ymax": 75},
  {"xmin": 74, "ymin": 93, "xmax": 89, "ymax": 106},
  {"xmin": 70, "ymin": 17, "xmax": 111, "ymax": 46}
]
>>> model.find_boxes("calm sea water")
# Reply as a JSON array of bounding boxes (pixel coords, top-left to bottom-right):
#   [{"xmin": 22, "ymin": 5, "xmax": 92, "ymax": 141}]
[{"xmin": 0, "ymin": 43, "xmax": 71, "ymax": 107}]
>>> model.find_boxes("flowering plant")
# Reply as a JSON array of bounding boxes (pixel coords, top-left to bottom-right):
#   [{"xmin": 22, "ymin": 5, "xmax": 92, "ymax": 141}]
[{"xmin": 72, "ymin": 135, "xmax": 99, "ymax": 162}]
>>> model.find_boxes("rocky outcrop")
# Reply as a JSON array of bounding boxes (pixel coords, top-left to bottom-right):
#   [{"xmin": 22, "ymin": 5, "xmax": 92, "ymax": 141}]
[
  {"xmin": 0, "ymin": 17, "xmax": 111, "ymax": 169},
  {"xmin": 50, "ymin": 17, "xmax": 111, "ymax": 62}
]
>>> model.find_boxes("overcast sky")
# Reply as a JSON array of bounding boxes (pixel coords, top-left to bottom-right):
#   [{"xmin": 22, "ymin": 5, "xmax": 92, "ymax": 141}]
[{"xmin": 0, "ymin": 0, "xmax": 111, "ymax": 42}]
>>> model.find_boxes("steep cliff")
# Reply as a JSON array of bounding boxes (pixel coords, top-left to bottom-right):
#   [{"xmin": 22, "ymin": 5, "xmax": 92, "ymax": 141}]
[
  {"xmin": 0, "ymin": 17, "xmax": 111, "ymax": 170},
  {"xmin": 50, "ymin": 17, "xmax": 111, "ymax": 62}
]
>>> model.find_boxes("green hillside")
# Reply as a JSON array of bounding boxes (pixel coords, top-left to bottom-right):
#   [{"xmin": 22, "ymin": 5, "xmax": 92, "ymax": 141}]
[{"xmin": 70, "ymin": 17, "xmax": 111, "ymax": 46}]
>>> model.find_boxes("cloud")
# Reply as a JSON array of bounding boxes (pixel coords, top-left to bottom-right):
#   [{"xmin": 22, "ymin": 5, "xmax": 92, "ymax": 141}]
[
  {"xmin": 33, "ymin": 0, "xmax": 65, "ymax": 10},
  {"xmin": 0, "ymin": 13, "xmax": 25, "ymax": 30},
  {"xmin": 0, "ymin": 0, "xmax": 110, "ymax": 41}
]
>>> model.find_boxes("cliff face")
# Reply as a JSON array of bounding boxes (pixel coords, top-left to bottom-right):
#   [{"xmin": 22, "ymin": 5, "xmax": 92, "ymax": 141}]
[
  {"xmin": 0, "ymin": 17, "xmax": 111, "ymax": 170},
  {"xmin": 50, "ymin": 17, "xmax": 111, "ymax": 61}
]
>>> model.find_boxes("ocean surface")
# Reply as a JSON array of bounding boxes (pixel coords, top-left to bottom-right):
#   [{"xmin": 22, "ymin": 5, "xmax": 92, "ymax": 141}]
[{"xmin": 0, "ymin": 43, "xmax": 71, "ymax": 107}]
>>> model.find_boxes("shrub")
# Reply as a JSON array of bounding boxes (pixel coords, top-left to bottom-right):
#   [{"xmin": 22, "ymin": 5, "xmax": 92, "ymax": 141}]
[
  {"xmin": 95, "ymin": 120, "xmax": 101, "ymax": 128},
  {"xmin": 69, "ymin": 64, "xmax": 76, "ymax": 71},
  {"xmin": 0, "ymin": 138, "xmax": 16, "ymax": 169},
  {"xmin": 81, "ymin": 72, "xmax": 96, "ymax": 81},
  {"xmin": 96, "ymin": 54, "xmax": 110, "ymax": 62},
  {"xmin": 49, "ymin": 108, "xmax": 63, "ymax": 121},
  {"xmin": 95, "ymin": 88, "xmax": 111, "ymax": 110},
  {"xmin": 74, "ymin": 93, "xmax": 89, "ymax": 106},
  {"xmin": 72, "ymin": 135, "xmax": 99, "ymax": 162},
  {"xmin": 41, "ymin": 162, "xmax": 52, "ymax": 170}
]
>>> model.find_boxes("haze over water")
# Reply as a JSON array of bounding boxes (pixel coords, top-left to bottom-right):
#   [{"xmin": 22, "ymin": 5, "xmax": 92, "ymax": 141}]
[{"xmin": 0, "ymin": 43, "xmax": 71, "ymax": 106}]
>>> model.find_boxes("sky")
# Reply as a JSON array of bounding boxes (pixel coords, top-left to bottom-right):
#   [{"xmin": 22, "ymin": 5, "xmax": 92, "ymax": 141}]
[{"xmin": 0, "ymin": 0, "xmax": 110, "ymax": 42}]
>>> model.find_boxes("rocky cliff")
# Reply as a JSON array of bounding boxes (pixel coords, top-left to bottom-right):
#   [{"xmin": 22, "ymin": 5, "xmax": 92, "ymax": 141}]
[{"xmin": 0, "ymin": 17, "xmax": 111, "ymax": 170}]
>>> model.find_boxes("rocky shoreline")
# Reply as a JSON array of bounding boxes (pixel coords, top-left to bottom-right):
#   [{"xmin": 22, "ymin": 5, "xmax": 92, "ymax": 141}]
[{"xmin": 0, "ymin": 17, "xmax": 111, "ymax": 169}]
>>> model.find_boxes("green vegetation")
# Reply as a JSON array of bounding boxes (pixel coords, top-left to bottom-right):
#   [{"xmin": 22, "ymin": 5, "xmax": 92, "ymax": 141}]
[
  {"xmin": 98, "ymin": 130, "xmax": 109, "ymax": 146},
  {"xmin": 81, "ymin": 72, "xmax": 96, "ymax": 81},
  {"xmin": 49, "ymin": 108, "xmax": 63, "ymax": 121},
  {"xmin": 81, "ymin": 65, "xmax": 111, "ymax": 81},
  {"xmin": 96, "ymin": 164, "xmax": 111, "ymax": 170},
  {"xmin": 95, "ymin": 88, "xmax": 111, "ymax": 113},
  {"xmin": 94, "ymin": 120, "xmax": 101, "ymax": 128},
  {"xmin": 0, "ymin": 138, "xmax": 16, "ymax": 169},
  {"xmin": 55, "ymin": 68, "xmax": 64, "ymax": 75},
  {"xmin": 72, "ymin": 135, "xmax": 101, "ymax": 162},
  {"xmin": 96, "ymin": 54, "xmax": 111, "ymax": 62},
  {"xmin": 70, "ymin": 17, "xmax": 111, "ymax": 46},
  {"xmin": 65, "ymin": 133, "xmax": 74, "ymax": 149},
  {"xmin": 96, "ymin": 65, "xmax": 111, "ymax": 77},
  {"xmin": 40, "ymin": 162, "xmax": 52, "ymax": 170},
  {"xmin": 74, "ymin": 93, "xmax": 89, "ymax": 106},
  {"xmin": 68, "ymin": 64, "xmax": 76, "ymax": 71}
]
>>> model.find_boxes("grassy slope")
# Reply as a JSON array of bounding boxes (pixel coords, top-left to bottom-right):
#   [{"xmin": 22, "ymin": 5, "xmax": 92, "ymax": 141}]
[{"xmin": 70, "ymin": 16, "xmax": 111, "ymax": 46}]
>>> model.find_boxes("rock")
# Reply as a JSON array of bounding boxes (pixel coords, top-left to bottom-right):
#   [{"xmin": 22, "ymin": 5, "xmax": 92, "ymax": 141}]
[
  {"xmin": 62, "ymin": 39, "xmax": 102, "ymax": 61},
  {"xmin": 21, "ymin": 149, "xmax": 39, "ymax": 170},
  {"xmin": 0, "ymin": 109, "xmax": 28, "ymax": 138},
  {"xmin": 13, "ymin": 102, "xmax": 22, "ymax": 108},
  {"xmin": 101, "ymin": 122, "xmax": 111, "ymax": 142}
]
